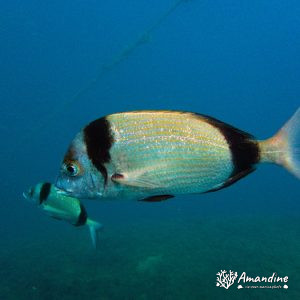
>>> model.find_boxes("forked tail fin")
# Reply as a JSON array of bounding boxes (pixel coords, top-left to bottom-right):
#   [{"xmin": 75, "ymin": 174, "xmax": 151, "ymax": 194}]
[
  {"xmin": 259, "ymin": 107, "xmax": 300, "ymax": 178},
  {"xmin": 86, "ymin": 219, "xmax": 103, "ymax": 249}
]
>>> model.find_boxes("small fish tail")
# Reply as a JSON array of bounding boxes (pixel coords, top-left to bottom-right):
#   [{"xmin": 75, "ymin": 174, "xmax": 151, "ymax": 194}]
[
  {"xmin": 86, "ymin": 219, "xmax": 103, "ymax": 249},
  {"xmin": 259, "ymin": 107, "xmax": 300, "ymax": 178}
]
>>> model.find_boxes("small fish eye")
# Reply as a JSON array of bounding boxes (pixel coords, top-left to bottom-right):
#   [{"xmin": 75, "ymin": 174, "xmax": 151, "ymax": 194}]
[
  {"xmin": 64, "ymin": 162, "xmax": 80, "ymax": 176},
  {"xmin": 67, "ymin": 165, "xmax": 76, "ymax": 173}
]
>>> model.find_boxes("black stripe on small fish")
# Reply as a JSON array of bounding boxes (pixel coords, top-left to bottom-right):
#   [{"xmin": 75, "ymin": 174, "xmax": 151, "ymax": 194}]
[
  {"xmin": 196, "ymin": 114, "xmax": 260, "ymax": 191},
  {"xmin": 39, "ymin": 182, "xmax": 51, "ymax": 204},
  {"xmin": 75, "ymin": 203, "xmax": 88, "ymax": 226},
  {"xmin": 83, "ymin": 117, "xmax": 113, "ymax": 186}
]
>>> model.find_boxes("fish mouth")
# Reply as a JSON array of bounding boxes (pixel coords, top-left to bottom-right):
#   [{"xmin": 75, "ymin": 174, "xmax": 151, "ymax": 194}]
[
  {"xmin": 55, "ymin": 173, "xmax": 100, "ymax": 199},
  {"xmin": 55, "ymin": 174, "xmax": 96, "ymax": 199},
  {"xmin": 55, "ymin": 177, "xmax": 73, "ymax": 194},
  {"xmin": 55, "ymin": 187, "xmax": 72, "ymax": 196},
  {"xmin": 23, "ymin": 186, "xmax": 34, "ymax": 200},
  {"xmin": 23, "ymin": 189, "xmax": 35, "ymax": 203}
]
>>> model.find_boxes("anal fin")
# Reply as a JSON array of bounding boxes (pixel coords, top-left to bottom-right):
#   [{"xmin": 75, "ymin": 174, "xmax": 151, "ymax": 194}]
[
  {"xmin": 139, "ymin": 195, "xmax": 174, "ymax": 202},
  {"xmin": 206, "ymin": 168, "xmax": 255, "ymax": 193}
]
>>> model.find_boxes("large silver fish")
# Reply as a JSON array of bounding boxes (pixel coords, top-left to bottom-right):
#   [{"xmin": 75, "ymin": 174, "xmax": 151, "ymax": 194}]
[
  {"xmin": 56, "ymin": 109, "xmax": 300, "ymax": 201},
  {"xmin": 23, "ymin": 182, "xmax": 102, "ymax": 248}
]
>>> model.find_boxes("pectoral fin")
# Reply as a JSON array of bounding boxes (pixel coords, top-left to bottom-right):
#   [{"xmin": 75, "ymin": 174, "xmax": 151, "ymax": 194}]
[
  {"xmin": 139, "ymin": 195, "xmax": 174, "ymax": 202},
  {"xmin": 111, "ymin": 172, "xmax": 163, "ymax": 189}
]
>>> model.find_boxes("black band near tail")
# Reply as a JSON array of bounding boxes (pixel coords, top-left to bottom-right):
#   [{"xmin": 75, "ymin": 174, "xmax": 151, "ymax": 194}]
[
  {"xmin": 196, "ymin": 114, "xmax": 260, "ymax": 192},
  {"xmin": 39, "ymin": 183, "xmax": 51, "ymax": 204},
  {"xmin": 75, "ymin": 203, "xmax": 88, "ymax": 226}
]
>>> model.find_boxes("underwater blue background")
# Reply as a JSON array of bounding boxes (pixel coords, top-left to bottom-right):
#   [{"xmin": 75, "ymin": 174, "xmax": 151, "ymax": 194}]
[{"xmin": 1, "ymin": 0, "xmax": 300, "ymax": 299}]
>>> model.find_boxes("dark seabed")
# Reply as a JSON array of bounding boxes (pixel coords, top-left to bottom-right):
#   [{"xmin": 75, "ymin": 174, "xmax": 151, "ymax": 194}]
[
  {"xmin": 1, "ymin": 0, "xmax": 300, "ymax": 299},
  {"xmin": 1, "ymin": 208, "xmax": 300, "ymax": 300}
]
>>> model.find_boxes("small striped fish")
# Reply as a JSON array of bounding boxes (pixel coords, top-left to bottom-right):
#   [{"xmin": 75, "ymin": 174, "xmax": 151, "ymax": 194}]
[
  {"xmin": 56, "ymin": 109, "xmax": 300, "ymax": 201},
  {"xmin": 23, "ymin": 182, "xmax": 102, "ymax": 248}
]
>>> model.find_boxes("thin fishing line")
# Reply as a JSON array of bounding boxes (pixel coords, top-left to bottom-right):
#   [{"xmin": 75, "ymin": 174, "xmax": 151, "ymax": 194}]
[{"xmin": 19, "ymin": 0, "xmax": 191, "ymax": 147}]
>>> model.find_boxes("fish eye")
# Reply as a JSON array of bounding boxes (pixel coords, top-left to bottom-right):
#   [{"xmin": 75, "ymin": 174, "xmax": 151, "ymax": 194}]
[{"xmin": 64, "ymin": 161, "xmax": 81, "ymax": 177}]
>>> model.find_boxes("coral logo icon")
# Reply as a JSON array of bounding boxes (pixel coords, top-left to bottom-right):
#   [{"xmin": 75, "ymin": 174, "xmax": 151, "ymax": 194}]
[{"xmin": 216, "ymin": 270, "xmax": 238, "ymax": 289}]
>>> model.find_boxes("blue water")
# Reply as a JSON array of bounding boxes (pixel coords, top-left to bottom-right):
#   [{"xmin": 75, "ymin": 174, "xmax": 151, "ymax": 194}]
[{"xmin": 1, "ymin": 1, "xmax": 300, "ymax": 299}]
